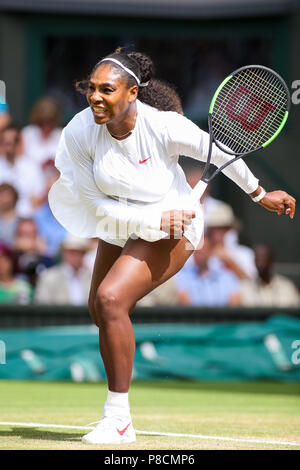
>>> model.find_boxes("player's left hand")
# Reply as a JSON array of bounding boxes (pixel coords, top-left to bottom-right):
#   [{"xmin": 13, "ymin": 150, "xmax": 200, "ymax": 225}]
[{"xmin": 259, "ymin": 190, "xmax": 296, "ymax": 219}]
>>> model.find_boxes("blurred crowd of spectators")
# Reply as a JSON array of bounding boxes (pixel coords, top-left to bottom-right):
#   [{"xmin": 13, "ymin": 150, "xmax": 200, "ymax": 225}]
[{"xmin": 0, "ymin": 98, "xmax": 299, "ymax": 308}]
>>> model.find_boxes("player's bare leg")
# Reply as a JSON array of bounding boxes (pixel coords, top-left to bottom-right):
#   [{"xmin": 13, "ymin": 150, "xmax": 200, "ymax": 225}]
[
  {"xmin": 88, "ymin": 239, "xmax": 122, "ymax": 325},
  {"xmin": 88, "ymin": 240, "xmax": 124, "ymax": 385},
  {"xmin": 82, "ymin": 235, "xmax": 194, "ymax": 444},
  {"xmin": 94, "ymin": 236, "xmax": 193, "ymax": 392}
]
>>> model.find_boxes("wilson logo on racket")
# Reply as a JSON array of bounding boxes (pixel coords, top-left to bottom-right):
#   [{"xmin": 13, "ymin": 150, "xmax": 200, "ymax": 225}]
[{"xmin": 226, "ymin": 85, "xmax": 276, "ymax": 131}]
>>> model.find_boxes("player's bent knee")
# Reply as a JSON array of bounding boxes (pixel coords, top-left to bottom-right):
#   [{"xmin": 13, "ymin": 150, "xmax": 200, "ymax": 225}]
[{"xmin": 94, "ymin": 287, "xmax": 127, "ymax": 326}]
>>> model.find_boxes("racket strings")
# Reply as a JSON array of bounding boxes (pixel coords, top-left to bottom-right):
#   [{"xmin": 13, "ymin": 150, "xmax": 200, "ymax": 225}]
[
  {"xmin": 216, "ymin": 68, "xmax": 287, "ymax": 124},
  {"xmin": 217, "ymin": 69, "xmax": 287, "ymax": 112},
  {"xmin": 216, "ymin": 73, "xmax": 286, "ymax": 134},
  {"xmin": 213, "ymin": 74, "xmax": 286, "ymax": 151},
  {"xmin": 211, "ymin": 67, "xmax": 288, "ymax": 154},
  {"xmin": 246, "ymin": 68, "xmax": 287, "ymax": 101},
  {"xmin": 223, "ymin": 70, "xmax": 287, "ymax": 131},
  {"xmin": 213, "ymin": 73, "xmax": 287, "ymax": 152}
]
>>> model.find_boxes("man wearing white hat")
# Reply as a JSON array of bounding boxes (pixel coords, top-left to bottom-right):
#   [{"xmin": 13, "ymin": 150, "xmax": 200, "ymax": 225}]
[
  {"xmin": 205, "ymin": 201, "xmax": 257, "ymax": 280},
  {"xmin": 34, "ymin": 234, "xmax": 92, "ymax": 304}
]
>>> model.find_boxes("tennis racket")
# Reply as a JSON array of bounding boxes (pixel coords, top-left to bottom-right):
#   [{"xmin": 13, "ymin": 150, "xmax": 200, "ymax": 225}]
[{"xmin": 191, "ymin": 65, "xmax": 291, "ymax": 201}]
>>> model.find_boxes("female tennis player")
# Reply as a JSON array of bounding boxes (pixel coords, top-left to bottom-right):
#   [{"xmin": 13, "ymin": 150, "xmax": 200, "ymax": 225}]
[{"xmin": 48, "ymin": 50, "xmax": 296, "ymax": 445}]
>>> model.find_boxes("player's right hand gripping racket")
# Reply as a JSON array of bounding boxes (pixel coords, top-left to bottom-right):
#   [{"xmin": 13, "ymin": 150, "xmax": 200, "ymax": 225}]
[{"xmin": 191, "ymin": 65, "xmax": 291, "ymax": 201}]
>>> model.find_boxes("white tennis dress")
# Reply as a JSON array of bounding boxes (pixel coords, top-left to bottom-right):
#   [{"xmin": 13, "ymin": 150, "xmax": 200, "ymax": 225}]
[{"xmin": 48, "ymin": 99, "xmax": 259, "ymax": 249}]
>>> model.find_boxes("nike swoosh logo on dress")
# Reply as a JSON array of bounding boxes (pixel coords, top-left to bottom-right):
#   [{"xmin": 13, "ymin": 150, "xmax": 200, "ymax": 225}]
[{"xmin": 139, "ymin": 156, "xmax": 151, "ymax": 164}]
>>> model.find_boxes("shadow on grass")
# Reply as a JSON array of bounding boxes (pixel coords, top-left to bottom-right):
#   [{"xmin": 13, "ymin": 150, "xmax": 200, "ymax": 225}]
[
  {"xmin": 39, "ymin": 378, "xmax": 299, "ymax": 397},
  {"xmin": 0, "ymin": 427, "xmax": 82, "ymax": 442},
  {"xmin": 129, "ymin": 379, "xmax": 300, "ymax": 396}
]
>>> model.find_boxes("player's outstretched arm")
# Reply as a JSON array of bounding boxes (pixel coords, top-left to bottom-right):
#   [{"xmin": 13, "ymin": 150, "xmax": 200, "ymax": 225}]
[{"xmin": 249, "ymin": 186, "xmax": 296, "ymax": 219}]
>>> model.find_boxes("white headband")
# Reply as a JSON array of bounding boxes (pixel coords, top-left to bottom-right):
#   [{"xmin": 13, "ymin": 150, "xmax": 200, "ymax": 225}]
[{"xmin": 99, "ymin": 57, "xmax": 149, "ymax": 87}]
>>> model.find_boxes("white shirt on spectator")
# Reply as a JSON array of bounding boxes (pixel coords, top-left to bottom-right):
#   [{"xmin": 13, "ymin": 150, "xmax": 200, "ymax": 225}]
[
  {"xmin": 34, "ymin": 262, "xmax": 91, "ymax": 305},
  {"xmin": 0, "ymin": 155, "xmax": 45, "ymax": 216},
  {"xmin": 21, "ymin": 125, "xmax": 62, "ymax": 165},
  {"xmin": 62, "ymin": 263, "xmax": 87, "ymax": 306},
  {"xmin": 239, "ymin": 274, "xmax": 300, "ymax": 307}
]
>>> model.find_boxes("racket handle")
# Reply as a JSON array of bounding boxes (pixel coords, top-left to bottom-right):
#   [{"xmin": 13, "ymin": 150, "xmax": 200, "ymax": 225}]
[{"xmin": 191, "ymin": 180, "xmax": 208, "ymax": 202}]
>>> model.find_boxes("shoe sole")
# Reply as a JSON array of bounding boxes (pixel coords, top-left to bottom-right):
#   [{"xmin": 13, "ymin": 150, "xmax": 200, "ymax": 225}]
[{"xmin": 82, "ymin": 435, "xmax": 136, "ymax": 445}]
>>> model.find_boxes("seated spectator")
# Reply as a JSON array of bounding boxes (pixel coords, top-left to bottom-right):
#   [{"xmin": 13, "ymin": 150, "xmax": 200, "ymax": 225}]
[
  {"xmin": 21, "ymin": 96, "xmax": 62, "ymax": 166},
  {"xmin": 205, "ymin": 202, "xmax": 257, "ymax": 280},
  {"xmin": 0, "ymin": 125, "xmax": 45, "ymax": 216},
  {"xmin": 34, "ymin": 234, "xmax": 91, "ymax": 305},
  {"xmin": 238, "ymin": 244, "xmax": 300, "ymax": 307},
  {"xmin": 13, "ymin": 218, "xmax": 53, "ymax": 288},
  {"xmin": 34, "ymin": 160, "xmax": 67, "ymax": 257},
  {"xmin": 0, "ymin": 183, "xmax": 19, "ymax": 246},
  {"xmin": 0, "ymin": 243, "xmax": 32, "ymax": 304},
  {"xmin": 175, "ymin": 234, "xmax": 240, "ymax": 306}
]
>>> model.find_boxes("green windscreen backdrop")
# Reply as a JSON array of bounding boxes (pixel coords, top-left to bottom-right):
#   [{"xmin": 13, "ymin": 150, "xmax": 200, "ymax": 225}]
[{"xmin": 0, "ymin": 315, "xmax": 299, "ymax": 382}]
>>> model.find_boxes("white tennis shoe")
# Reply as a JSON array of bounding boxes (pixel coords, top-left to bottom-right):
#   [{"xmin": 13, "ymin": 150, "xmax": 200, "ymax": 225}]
[{"xmin": 82, "ymin": 416, "xmax": 136, "ymax": 445}]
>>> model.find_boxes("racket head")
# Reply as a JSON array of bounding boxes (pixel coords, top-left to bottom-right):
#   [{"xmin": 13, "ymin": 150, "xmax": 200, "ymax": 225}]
[{"xmin": 209, "ymin": 65, "xmax": 290, "ymax": 155}]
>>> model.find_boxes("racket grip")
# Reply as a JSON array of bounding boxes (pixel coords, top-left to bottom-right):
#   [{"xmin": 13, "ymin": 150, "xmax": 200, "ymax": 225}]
[{"xmin": 191, "ymin": 180, "xmax": 208, "ymax": 202}]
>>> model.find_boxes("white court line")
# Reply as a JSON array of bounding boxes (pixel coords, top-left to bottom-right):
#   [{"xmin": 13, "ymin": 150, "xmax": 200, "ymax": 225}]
[{"xmin": 0, "ymin": 421, "xmax": 300, "ymax": 447}]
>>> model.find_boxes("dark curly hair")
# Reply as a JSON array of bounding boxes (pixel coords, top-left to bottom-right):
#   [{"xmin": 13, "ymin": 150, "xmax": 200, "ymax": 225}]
[
  {"xmin": 76, "ymin": 48, "xmax": 183, "ymax": 114},
  {"xmin": 138, "ymin": 78, "xmax": 183, "ymax": 114}
]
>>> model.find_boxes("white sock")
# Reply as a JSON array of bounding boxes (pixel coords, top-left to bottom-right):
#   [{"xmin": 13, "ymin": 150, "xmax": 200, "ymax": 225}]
[{"xmin": 103, "ymin": 390, "xmax": 131, "ymax": 419}]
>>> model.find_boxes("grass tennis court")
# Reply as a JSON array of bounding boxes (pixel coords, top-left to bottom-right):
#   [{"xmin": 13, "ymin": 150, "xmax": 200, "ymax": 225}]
[{"xmin": 0, "ymin": 380, "xmax": 300, "ymax": 450}]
